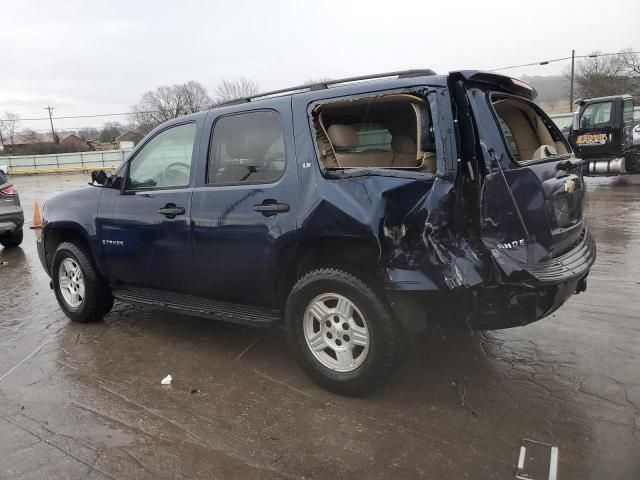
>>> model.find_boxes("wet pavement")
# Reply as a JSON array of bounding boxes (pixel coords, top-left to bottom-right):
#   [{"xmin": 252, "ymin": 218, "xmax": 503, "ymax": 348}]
[{"xmin": 0, "ymin": 173, "xmax": 639, "ymax": 479}]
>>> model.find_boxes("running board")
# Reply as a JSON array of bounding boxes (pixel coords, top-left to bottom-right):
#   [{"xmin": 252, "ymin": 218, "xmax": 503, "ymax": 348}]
[{"xmin": 112, "ymin": 287, "xmax": 282, "ymax": 327}]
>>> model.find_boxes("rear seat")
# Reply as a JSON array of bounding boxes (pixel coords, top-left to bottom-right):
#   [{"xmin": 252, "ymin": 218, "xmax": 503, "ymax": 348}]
[{"xmin": 326, "ymin": 124, "xmax": 421, "ymax": 168}]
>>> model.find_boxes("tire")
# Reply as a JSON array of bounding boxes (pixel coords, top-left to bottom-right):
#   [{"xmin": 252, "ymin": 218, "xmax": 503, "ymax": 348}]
[
  {"xmin": 0, "ymin": 227, "xmax": 23, "ymax": 248},
  {"xmin": 285, "ymin": 268, "xmax": 400, "ymax": 396},
  {"xmin": 51, "ymin": 241, "xmax": 113, "ymax": 323}
]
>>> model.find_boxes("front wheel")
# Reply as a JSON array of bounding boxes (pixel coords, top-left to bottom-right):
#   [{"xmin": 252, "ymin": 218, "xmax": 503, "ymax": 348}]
[
  {"xmin": 51, "ymin": 241, "xmax": 113, "ymax": 323},
  {"xmin": 286, "ymin": 268, "xmax": 400, "ymax": 396}
]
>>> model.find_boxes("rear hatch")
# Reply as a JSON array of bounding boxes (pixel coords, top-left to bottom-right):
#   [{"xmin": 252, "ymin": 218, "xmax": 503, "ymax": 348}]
[{"xmin": 460, "ymin": 72, "xmax": 593, "ymax": 282}]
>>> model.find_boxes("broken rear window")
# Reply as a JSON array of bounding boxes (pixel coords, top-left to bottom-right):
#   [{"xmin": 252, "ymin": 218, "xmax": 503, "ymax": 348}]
[
  {"xmin": 492, "ymin": 96, "xmax": 569, "ymax": 164},
  {"xmin": 312, "ymin": 95, "xmax": 437, "ymax": 173}
]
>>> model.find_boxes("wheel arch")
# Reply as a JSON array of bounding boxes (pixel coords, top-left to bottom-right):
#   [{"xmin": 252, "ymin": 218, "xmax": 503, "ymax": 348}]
[
  {"xmin": 275, "ymin": 235, "xmax": 382, "ymax": 309},
  {"xmin": 43, "ymin": 222, "xmax": 99, "ymax": 274}
]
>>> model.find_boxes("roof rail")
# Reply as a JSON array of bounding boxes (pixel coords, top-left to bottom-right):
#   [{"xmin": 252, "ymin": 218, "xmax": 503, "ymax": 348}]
[{"xmin": 216, "ymin": 69, "xmax": 437, "ymax": 106}]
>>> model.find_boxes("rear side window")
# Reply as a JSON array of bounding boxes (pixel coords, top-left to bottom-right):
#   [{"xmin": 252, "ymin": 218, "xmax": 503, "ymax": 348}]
[
  {"xmin": 580, "ymin": 102, "xmax": 612, "ymax": 128},
  {"xmin": 312, "ymin": 95, "xmax": 436, "ymax": 172},
  {"xmin": 492, "ymin": 96, "xmax": 569, "ymax": 163},
  {"xmin": 208, "ymin": 111, "xmax": 285, "ymax": 185}
]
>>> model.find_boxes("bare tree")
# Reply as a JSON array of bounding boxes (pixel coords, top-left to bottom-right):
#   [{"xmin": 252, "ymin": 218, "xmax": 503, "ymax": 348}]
[
  {"xmin": 569, "ymin": 51, "xmax": 631, "ymax": 100},
  {"xmin": 0, "ymin": 112, "xmax": 20, "ymax": 146},
  {"xmin": 181, "ymin": 80, "xmax": 212, "ymax": 113},
  {"xmin": 303, "ymin": 77, "xmax": 333, "ymax": 86},
  {"xmin": 618, "ymin": 49, "xmax": 640, "ymax": 100},
  {"xmin": 77, "ymin": 127, "xmax": 99, "ymax": 140},
  {"xmin": 213, "ymin": 77, "xmax": 259, "ymax": 103},
  {"xmin": 21, "ymin": 129, "xmax": 39, "ymax": 143},
  {"xmin": 97, "ymin": 122, "xmax": 124, "ymax": 143},
  {"xmin": 129, "ymin": 81, "xmax": 213, "ymax": 134}
]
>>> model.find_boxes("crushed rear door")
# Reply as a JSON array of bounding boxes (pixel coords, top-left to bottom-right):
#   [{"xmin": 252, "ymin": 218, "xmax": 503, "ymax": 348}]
[{"xmin": 459, "ymin": 73, "xmax": 595, "ymax": 282}]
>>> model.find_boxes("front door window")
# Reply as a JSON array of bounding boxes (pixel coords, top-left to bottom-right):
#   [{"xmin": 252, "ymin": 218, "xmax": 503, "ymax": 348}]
[{"xmin": 127, "ymin": 123, "xmax": 197, "ymax": 189}]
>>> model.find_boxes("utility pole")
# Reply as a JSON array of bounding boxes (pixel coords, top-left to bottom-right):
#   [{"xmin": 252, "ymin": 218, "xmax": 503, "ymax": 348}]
[
  {"xmin": 569, "ymin": 49, "xmax": 575, "ymax": 112},
  {"xmin": 45, "ymin": 105, "xmax": 59, "ymax": 143}
]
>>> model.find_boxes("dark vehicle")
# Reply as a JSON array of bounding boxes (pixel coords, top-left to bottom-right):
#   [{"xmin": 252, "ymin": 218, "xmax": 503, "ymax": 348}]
[
  {"xmin": 568, "ymin": 94, "xmax": 639, "ymax": 175},
  {"xmin": 37, "ymin": 70, "xmax": 595, "ymax": 394},
  {"xmin": 0, "ymin": 168, "xmax": 24, "ymax": 248}
]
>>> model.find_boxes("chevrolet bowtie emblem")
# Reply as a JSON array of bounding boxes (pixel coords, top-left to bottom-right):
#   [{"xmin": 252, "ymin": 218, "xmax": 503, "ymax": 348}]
[{"xmin": 564, "ymin": 179, "xmax": 577, "ymax": 193}]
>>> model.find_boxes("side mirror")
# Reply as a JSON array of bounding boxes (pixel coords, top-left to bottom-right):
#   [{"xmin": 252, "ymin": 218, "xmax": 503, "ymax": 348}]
[
  {"xmin": 91, "ymin": 170, "xmax": 109, "ymax": 186},
  {"xmin": 571, "ymin": 112, "xmax": 580, "ymax": 132}
]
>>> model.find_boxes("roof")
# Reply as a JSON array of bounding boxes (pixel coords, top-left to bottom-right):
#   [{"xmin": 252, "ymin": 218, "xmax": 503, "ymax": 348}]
[
  {"xmin": 145, "ymin": 70, "xmax": 537, "ymax": 139},
  {"xmin": 60, "ymin": 133, "xmax": 86, "ymax": 142},
  {"xmin": 577, "ymin": 94, "xmax": 633, "ymax": 105},
  {"xmin": 211, "ymin": 69, "xmax": 537, "ymax": 113},
  {"xmin": 115, "ymin": 130, "xmax": 143, "ymax": 141}
]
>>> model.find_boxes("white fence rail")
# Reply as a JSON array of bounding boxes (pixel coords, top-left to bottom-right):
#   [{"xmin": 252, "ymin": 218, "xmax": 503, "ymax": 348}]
[{"xmin": 0, "ymin": 149, "xmax": 129, "ymax": 173}]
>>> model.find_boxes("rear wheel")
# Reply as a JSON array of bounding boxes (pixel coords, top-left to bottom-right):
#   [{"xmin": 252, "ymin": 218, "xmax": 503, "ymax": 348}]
[
  {"xmin": 286, "ymin": 268, "xmax": 400, "ymax": 396},
  {"xmin": 52, "ymin": 241, "xmax": 113, "ymax": 322},
  {"xmin": 0, "ymin": 227, "xmax": 23, "ymax": 248}
]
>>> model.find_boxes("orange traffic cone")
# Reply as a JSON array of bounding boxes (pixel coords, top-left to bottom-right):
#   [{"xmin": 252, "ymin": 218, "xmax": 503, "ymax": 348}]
[{"xmin": 30, "ymin": 201, "xmax": 42, "ymax": 229}]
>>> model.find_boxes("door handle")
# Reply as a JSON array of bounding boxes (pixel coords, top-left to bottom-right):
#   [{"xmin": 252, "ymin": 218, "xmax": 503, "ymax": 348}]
[
  {"xmin": 254, "ymin": 200, "xmax": 289, "ymax": 216},
  {"xmin": 158, "ymin": 204, "xmax": 185, "ymax": 218}
]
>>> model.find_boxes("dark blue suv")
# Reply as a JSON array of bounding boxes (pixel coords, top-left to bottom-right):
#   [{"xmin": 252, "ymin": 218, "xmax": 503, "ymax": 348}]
[{"xmin": 37, "ymin": 70, "xmax": 595, "ymax": 395}]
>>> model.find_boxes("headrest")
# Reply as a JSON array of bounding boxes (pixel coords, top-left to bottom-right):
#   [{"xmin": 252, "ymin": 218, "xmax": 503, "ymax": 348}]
[
  {"xmin": 225, "ymin": 135, "xmax": 257, "ymax": 159},
  {"xmin": 532, "ymin": 144, "xmax": 557, "ymax": 159},
  {"xmin": 391, "ymin": 135, "xmax": 416, "ymax": 154},
  {"xmin": 327, "ymin": 124, "xmax": 358, "ymax": 148}
]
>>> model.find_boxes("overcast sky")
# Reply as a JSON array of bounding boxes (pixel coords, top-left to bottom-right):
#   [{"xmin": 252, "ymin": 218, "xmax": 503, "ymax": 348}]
[{"xmin": 1, "ymin": 0, "xmax": 638, "ymax": 131}]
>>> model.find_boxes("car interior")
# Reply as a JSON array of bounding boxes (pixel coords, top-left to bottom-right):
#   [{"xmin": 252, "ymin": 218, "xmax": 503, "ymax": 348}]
[
  {"xmin": 313, "ymin": 95, "xmax": 437, "ymax": 172},
  {"xmin": 492, "ymin": 96, "xmax": 568, "ymax": 163}
]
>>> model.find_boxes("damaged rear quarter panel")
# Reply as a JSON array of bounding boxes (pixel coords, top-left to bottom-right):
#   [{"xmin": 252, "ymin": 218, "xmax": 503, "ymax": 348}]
[{"xmin": 291, "ymin": 85, "xmax": 489, "ymax": 295}]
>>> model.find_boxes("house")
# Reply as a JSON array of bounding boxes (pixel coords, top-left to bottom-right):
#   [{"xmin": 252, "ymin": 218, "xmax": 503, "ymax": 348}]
[
  {"xmin": 115, "ymin": 131, "xmax": 143, "ymax": 150},
  {"xmin": 86, "ymin": 140, "xmax": 117, "ymax": 151},
  {"xmin": 60, "ymin": 133, "xmax": 89, "ymax": 152}
]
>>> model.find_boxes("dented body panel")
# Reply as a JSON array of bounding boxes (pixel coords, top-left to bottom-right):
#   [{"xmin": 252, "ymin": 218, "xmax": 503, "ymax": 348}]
[
  {"xmin": 38, "ymin": 70, "xmax": 595, "ymax": 333},
  {"xmin": 291, "ymin": 73, "xmax": 594, "ymax": 331}
]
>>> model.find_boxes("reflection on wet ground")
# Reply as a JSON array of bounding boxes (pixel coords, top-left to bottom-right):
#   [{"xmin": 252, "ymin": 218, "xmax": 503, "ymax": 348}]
[{"xmin": 0, "ymin": 173, "xmax": 638, "ymax": 479}]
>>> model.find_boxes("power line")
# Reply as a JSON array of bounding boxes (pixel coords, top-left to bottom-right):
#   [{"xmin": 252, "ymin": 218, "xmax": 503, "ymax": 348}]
[
  {"xmin": 12, "ymin": 108, "xmax": 208, "ymax": 122},
  {"xmin": 489, "ymin": 51, "xmax": 640, "ymax": 72},
  {"xmin": 3, "ymin": 50, "xmax": 639, "ymax": 122},
  {"xmin": 14, "ymin": 110, "xmax": 151, "ymax": 122}
]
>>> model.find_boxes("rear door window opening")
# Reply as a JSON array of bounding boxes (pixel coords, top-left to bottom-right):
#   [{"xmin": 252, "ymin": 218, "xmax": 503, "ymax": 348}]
[
  {"xmin": 311, "ymin": 94, "xmax": 437, "ymax": 173},
  {"xmin": 491, "ymin": 95, "xmax": 569, "ymax": 164}
]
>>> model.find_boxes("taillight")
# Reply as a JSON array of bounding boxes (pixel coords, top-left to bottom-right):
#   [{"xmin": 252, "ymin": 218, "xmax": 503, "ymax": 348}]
[
  {"xmin": 511, "ymin": 78, "xmax": 534, "ymax": 91},
  {"xmin": 0, "ymin": 185, "xmax": 17, "ymax": 196}
]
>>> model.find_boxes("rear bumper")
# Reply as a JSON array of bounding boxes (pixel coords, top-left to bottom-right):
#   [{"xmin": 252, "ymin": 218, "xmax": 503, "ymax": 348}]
[
  {"xmin": 0, "ymin": 209, "xmax": 24, "ymax": 235},
  {"xmin": 492, "ymin": 228, "xmax": 596, "ymax": 286},
  {"xmin": 383, "ymin": 229, "xmax": 595, "ymax": 332}
]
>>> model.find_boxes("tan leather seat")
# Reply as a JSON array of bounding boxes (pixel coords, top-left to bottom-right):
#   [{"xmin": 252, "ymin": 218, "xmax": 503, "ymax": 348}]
[
  {"xmin": 327, "ymin": 124, "xmax": 394, "ymax": 168},
  {"xmin": 494, "ymin": 99, "xmax": 568, "ymax": 160},
  {"xmin": 327, "ymin": 124, "xmax": 358, "ymax": 150},
  {"xmin": 390, "ymin": 134, "xmax": 419, "ymax": 168},
  {"xmin": 494, "ymin": 101, "xmax": 539, "ymax": 160},
  {"xmin": 327, "ymin": 125, "xmax": 426, "ymax": 169}
]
